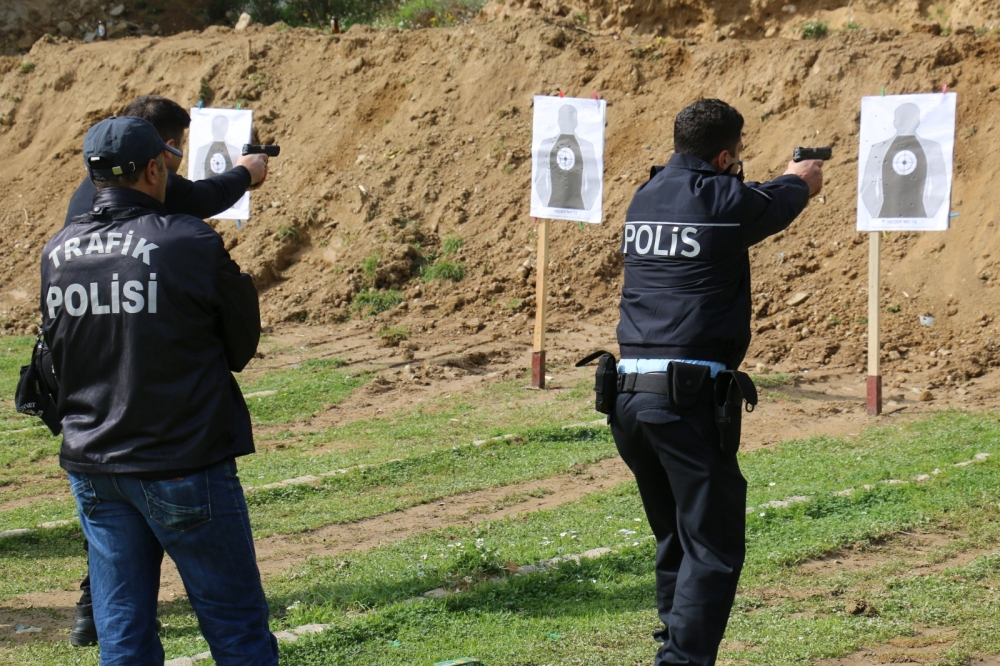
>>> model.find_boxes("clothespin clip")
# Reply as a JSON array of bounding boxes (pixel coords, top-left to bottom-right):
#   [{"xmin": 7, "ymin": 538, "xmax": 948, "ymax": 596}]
[
  {"xmin": 578, "ymin": 221, "xmax": 584, "ymax": 230},
  {"xmin": 533, "ymin": 217, "xmax": 539, "ymax": 227},
  {"xmin": 593, "ymin": 92, "xmax": 599, "ymax": 100},
  {"xmin": 198, "ymin": 99, "xmax": 204, "ymax": 109},
  {"xmin": 880, "ymin": 86, "xmax": 886, "ymax": 97},
  {"xmin": 942, "ymin": 83, "xmax": 948, "ymax": 94},
  {"xmin": 558, "ymin": 90, "xmax": 564, "ymax": 98},
  {"xmin": 236, "ymin": 102, "xmax": 242, "ymax": 110},
  {"xmin": 237, "ymin": 220, "xmax": 242, "ymax": 229}
]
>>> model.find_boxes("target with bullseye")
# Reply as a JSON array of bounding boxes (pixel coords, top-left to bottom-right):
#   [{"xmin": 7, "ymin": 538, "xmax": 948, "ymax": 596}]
[
  {"xmin": 891, "ymin": 149, "xmax": 918, "ymax": 176},
  {"xmin": 556, "ymin": 146, "xmax": 576, "ymax": 170}
]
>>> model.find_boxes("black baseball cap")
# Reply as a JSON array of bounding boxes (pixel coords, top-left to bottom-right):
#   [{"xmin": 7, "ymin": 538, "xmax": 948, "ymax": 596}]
[{"xmin": 83, "ymin": 116, "xmax": 183, "ymax": 178}]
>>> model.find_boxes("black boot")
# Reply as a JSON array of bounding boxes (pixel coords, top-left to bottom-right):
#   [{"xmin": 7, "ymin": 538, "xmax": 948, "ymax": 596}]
[{"xmin": 70, "ymin": 602, "xmax": 98, "ymax": 647}]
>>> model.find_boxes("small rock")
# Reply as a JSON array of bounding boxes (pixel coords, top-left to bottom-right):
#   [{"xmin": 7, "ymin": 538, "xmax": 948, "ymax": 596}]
[
  {"xmin": 15, "ymin": 624, "xmax": 41, "ymax": 634},
  {"xmin": 56, "ymin": 20, "xmax": 74, "ymax": 36},
  {"xmin": 755, "ymin": 362, "xmax": 771, "ymax": 374},
  {"xmin": 234, "ymin": 12, "xmax": 253, "ymax": 31},
  {"xmin": 109, "ymin": 4, "xmax": 126, "ymax": 17},
  {"xmin": 918, "ymin": 390, "xmax": 934, "ymax": 402},
  {"xmin": 786, "ymin": 291, "xmax": 810, "ymax": 307}
]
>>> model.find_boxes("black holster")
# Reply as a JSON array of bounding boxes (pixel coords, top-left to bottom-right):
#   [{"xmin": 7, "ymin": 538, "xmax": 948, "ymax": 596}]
[
  {"xmin": 576, "ymin": 350, "xmax": 618, "ymax": 417},
  {"xmin": 713, "ymin": 370, "xmax": 757, "ymax": 455}
]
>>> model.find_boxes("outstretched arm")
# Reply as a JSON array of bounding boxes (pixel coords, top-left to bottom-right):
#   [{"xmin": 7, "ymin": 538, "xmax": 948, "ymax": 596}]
[
  {"xmin": 579, "ymin": 137, "xmax": 601, "ymax": 210},
  {"xmin": 921, "ymin": 138, "xmax": 948, "ymax": 216}
]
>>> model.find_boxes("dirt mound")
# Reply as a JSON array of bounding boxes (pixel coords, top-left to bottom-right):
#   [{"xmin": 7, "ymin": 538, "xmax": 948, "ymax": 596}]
[{"xmin": 1, "ymin": 11, "xmax": 1000, "ymax": 392}]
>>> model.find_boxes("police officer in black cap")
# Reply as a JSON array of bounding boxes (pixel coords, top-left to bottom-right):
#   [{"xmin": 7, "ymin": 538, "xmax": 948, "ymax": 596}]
[
  {"xmin": 612, "ymin": 99, "xmax": 823, "ymax": 665},
  {"xmin": 43, "ymin": 116, "xmax": 277, "ymax": 664}
]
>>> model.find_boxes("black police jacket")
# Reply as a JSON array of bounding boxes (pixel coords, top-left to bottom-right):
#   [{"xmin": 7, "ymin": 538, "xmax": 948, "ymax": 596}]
[
  {"xmin": 41, "ymin": 187, "xmax": 260, "ymax": 474},
  {"xmin": 63, "ymin": 167, "xmax": 251, "ymax": 227},
  {"xmin": 616, "ymin": 153, "xmax": 811, "ymax": 369}
]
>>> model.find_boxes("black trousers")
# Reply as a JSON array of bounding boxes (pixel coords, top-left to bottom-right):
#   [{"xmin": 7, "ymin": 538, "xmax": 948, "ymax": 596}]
[{"xmin": 611, "ymin": 389, "xmax": 746, "ymax": 666}]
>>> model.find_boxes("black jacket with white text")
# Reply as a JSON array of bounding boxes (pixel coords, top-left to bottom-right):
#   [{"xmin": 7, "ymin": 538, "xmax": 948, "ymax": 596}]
[
  {"xmin": 616, "ymin": 153, "xmax": 811, "ymax": 369},
  {"xmin": 41, "ymin": 187, "xmax": 260, "ymax": 474}
]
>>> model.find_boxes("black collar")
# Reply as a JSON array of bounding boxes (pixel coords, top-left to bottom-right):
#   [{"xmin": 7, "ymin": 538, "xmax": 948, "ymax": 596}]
[{"xmin": 89, "ymin": 187, "xmax": 166, "ymax": 219}]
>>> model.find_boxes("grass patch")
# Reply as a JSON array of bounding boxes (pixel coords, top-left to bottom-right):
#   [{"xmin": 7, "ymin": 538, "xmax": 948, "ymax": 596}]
[
  {"xmin": 18, "ymin": 62, "xmax": 35, "ymax": 74},
  {"xmin": 377, "ymin": 326, "xmax": 409, "ymax": 346},
  {"xmin": 421, "ymin": 260, "xmax": 465, "ymax": 282},
  {"xmin": 241, "ymin": 358, "xmax": 367, "ymax": 424},
  {"xmin": 440, "ymin": 235, "xmax": 464, "ymax": 256},
  {"xmin": 799, "ymin": 20, "xmax": 829, "ymax": 39},
  {"xmin": 751, "ymin": 372, "xmax": 797, "ymax": 388},
  {"xmin": 361, "ymin": 253, "xmax": 379, "ymax": 286},
  {"xmin": 351, "ymin": 289, "xmax": 402, "ymax": 317}
]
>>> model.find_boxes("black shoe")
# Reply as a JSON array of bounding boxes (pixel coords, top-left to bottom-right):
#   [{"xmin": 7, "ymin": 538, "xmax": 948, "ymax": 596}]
[{"xmin": 69, "ymin": 602, "xmax": 98, "ymax": 647}]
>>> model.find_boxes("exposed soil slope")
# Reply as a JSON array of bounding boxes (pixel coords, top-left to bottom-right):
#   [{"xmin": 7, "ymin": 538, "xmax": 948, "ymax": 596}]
[{"xmin": 1, "ymin": 6, "xmax": 1000, "ymax": 392}]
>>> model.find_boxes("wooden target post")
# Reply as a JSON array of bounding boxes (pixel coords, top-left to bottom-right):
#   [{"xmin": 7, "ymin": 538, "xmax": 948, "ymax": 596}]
[
  {"xmin": 531, "ymin": 219, "xmax": 549, "ymax": 388},
  {"xmin": 867, "ymin": 231, "xmax": 882, "ymax": 415}
]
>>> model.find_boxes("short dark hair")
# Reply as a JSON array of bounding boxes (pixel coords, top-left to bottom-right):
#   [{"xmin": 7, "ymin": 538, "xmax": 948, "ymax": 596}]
[
  {"xmin": 122, "ymin": 95, "xmax": 190, "ymax": 144},
  {"xmin": 673, "ymin": 99, "xmax": 744, "ymax": 163},
  {"xmin": 92, "ymin": 155, "xmax": 163, "ymax": 190}
]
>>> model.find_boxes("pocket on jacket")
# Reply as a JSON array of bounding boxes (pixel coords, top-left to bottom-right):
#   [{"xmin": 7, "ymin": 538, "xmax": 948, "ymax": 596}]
[
  {"xmin": 67, "ymin": 473, "xmax": 100, "ymax": 518},
  {"xmin": 142, "ymin": 474, "xmax": 212, "ymax": 531}
]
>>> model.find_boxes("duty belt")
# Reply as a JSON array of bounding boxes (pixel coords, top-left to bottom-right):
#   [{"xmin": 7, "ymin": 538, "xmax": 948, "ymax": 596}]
[{"xmin": 617, "ymin": 371, "xmax": 670, "ymax": 395}]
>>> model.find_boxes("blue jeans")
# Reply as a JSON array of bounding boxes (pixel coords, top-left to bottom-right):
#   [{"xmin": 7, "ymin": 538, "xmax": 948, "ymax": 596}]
[{"xmin": 68, "ymin": 458, "xmax": 279, "ymax": 666}]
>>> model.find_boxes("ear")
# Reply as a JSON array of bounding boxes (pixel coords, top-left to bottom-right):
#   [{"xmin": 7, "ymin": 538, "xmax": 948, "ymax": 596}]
[{"xmin": 710, "ymin": 149, "xmax": 731, "ymax": 172}]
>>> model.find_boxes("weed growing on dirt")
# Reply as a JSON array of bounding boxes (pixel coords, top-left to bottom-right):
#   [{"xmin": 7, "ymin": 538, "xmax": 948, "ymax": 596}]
[
  {"xmin": 361, "ymin": 253, "xmax": 380, "ymax": 285},
  {"xmin": 378, "ymin": 326, "xmax": 410, "ymax": 346},
  {"xmin": 276, "ymin": 225, "xmax": 299, "ymax": 242},
  {"xmin": 799, "ymin": 20, "xmax": 829, "ymax": 39},
  {"xmin": 504, "ymin": 298, "xmax": 525, "ymax": 311},
  {"xmin": 422, "ymin": 260, "xmax": 465, "ymax": 282},
  {"xmin": 440, "ymin": 235, "xmax": 464, "ymax": 256},
  {"xmin": 750, "ymin": 372, "xmax": 796, "ymax": 388},
  {"xmin": 198, "ymin": 77, "xmax": 214, "ymax": 104},
  {"xmin": 351, "ymin": 289, "xmax": 402, "ymax": 316},
  {"xmin": 18, "ymin": 62, "xmax": 35, "ymax": 74}
]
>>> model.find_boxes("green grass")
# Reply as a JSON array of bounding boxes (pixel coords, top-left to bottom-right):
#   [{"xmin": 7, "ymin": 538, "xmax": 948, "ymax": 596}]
[
  {"xmin": 244, "ymin": 425, "xmax": 615, "ymax": 535},
  {"xmin": 11, "ymin": 323, "xmax": 1000, "ymax": 665},
  {"xmin": 351, "ymin": 289, "xmax": 402, "ymax": 316},
  {"xmin": 421, "ymin": 260, "xmax": 465, "ymax": 282},
  {"xmin": 241, "ymin": 358, "xmax": 367, "ymax": 425},
  {"xmin": 251, "ymin": 412, "xmax": 1000, "ymax": 665},
  {"xmin": 441, "ymin": 235, "xmax": 464, "ymax": 256},
  {"xmin": 799, "ymin": 20, "xmax": 830, "ymax": 40},
  {"xmin": 750, "ymin": 372, "xmax": 796, "ymax": 389},
  {"xmin": 378, "ymin": 326, "xmax": 410, "ymax": 346}
]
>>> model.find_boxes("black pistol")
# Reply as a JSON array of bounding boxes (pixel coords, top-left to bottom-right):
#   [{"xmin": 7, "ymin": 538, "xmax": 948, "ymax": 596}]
[
  {"xmin": 242, "ymin": 144, "xmax": 281, "ymax": 157},
  {"xmin": 793, "ymin": 146, "xmax": 832, "ymax": 162}
]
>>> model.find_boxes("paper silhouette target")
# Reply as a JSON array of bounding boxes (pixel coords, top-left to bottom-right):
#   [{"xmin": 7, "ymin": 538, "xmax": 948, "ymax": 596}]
[
  {"xmin": 856, "ymin": 93, "xmax": 956, "ymax": 231},
  {"xmin": 188, "ymin": 108, "xmax": 253, "ymax": 221},
  {"xmin": 530, "ymin": 96, "xmax": 606, "ymax": 224}
]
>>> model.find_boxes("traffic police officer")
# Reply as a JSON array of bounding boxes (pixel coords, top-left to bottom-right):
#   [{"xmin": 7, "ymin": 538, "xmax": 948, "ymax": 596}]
[
  {"xmin": 43, "ymin": 116, "xmax": 278, "ymax": 665},
  {"xmin": 612, "ymin": 99, "xmax": 823, "ymax": 665},
  {"xmin": 61, "ymin": 95, "xmax": 268, "ymax": 648}
]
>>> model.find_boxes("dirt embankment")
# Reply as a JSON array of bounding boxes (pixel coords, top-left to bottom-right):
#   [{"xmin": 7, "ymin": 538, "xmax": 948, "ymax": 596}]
[{"xmin": 1, "ymin": 6, "xmax": 1000, "ymax": 392}]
